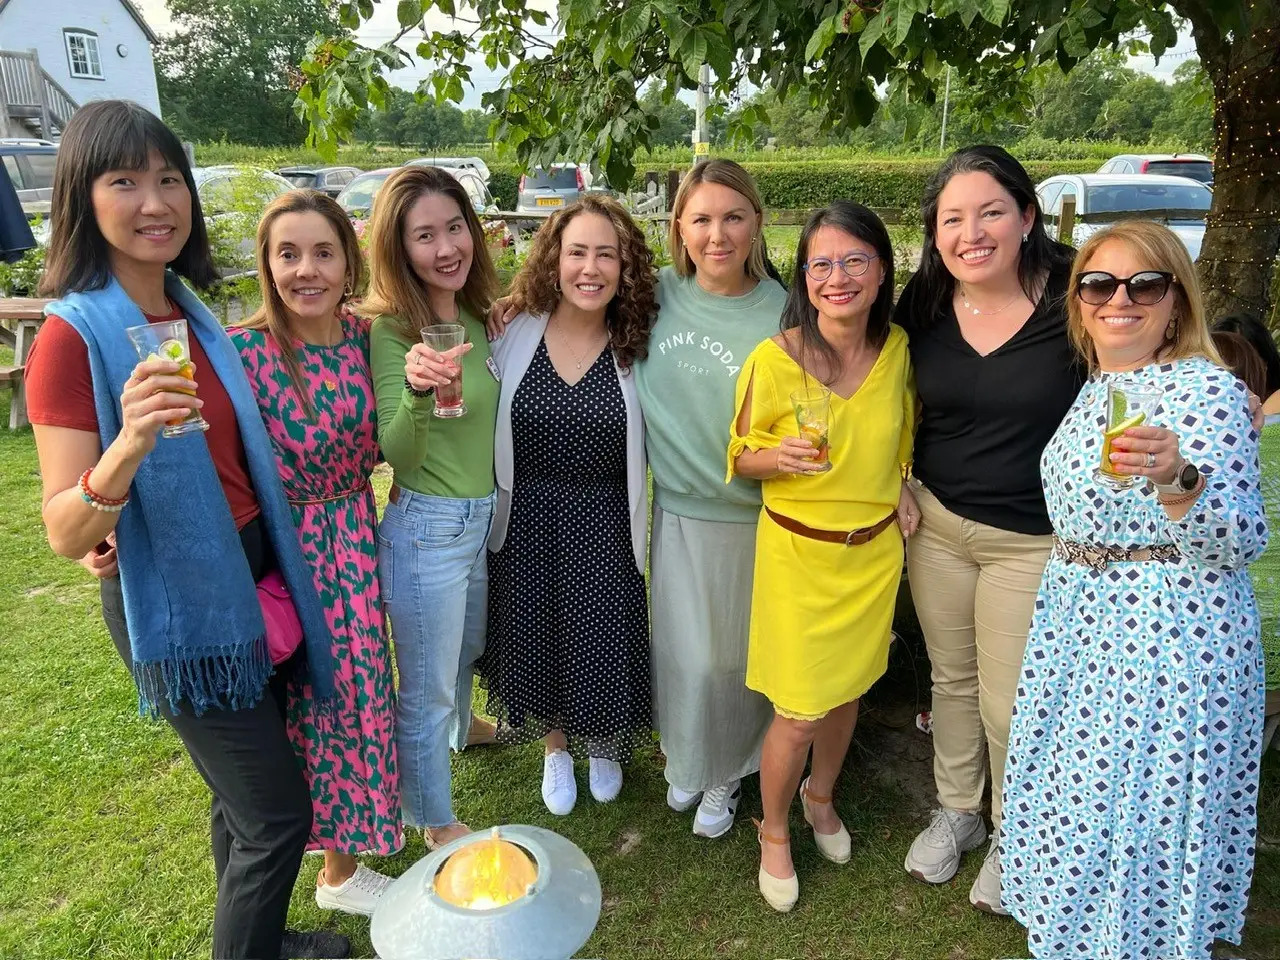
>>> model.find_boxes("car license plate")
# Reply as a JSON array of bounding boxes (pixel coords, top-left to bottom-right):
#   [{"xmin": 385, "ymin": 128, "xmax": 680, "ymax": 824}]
[{"xmin": 536, "ymin": 197, "xmax": 563, "ymax": 207}]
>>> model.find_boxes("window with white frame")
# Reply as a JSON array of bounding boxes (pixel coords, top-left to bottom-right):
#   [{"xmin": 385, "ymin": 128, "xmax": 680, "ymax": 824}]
[{"xmin": 64, "ymin": 30, "xmax": 104, "ymax": 80}]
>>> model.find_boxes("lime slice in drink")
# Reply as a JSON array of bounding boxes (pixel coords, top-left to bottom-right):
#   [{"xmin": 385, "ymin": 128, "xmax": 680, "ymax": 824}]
[
  {"xmin": 158, "ymin": 338, "xmax": 188, "ymax": 363},
  {"xmin": 1109, "ymin": 390, "xmax": 1128, "ymax": 426},
  {"xmin": 1104, "ymin": 411, "xmax": 1146, "ymax": 438}
]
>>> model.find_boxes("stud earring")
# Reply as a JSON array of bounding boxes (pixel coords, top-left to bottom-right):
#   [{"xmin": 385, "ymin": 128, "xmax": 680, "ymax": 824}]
[{"xmin": 1022, "ymin": 232, "xmax": 1029, "ymax": 243}]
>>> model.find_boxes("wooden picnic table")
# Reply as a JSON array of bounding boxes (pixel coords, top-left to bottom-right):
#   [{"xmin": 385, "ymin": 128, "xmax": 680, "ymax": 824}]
[{"xmin": 0, "ymin": 296, "xmax": 51, "ymax": 430}]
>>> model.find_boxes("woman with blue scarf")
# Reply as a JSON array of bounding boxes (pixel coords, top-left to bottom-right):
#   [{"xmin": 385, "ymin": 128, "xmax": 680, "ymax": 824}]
[{"xmin": 23, "ymin": 101, "xmax": 346, "ymax": 960}]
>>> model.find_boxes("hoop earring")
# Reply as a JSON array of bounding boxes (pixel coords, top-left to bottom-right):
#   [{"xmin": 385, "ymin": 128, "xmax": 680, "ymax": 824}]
[
  {"xmin": 342, "ymin": 279, "xmax": 353, "ymax": 300},
  {"xmin": 554, "ymin": 280, "xmax": 561, "ymax": 293}
]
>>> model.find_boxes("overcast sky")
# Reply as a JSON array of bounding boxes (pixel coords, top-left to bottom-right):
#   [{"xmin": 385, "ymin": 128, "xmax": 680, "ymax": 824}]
[{"xmin": 133, "ymin": 0, "xmax": 1199, "ymax": 110}]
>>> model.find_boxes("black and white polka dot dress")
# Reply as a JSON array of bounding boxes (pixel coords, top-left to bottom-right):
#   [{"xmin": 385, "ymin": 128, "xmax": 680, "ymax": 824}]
[{"xmin": 481, "ymin": 339, "xmax": 651, "ymax": 762}]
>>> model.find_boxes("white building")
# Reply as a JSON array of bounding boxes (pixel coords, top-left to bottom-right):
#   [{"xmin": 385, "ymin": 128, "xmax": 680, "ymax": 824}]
[{"xmin": 0, "ymin": 0, "xmax": 160, "ymax": 138}]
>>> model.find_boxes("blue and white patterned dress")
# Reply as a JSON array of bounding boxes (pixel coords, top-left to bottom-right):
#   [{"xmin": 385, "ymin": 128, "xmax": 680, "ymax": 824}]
[{"xmin": 1002, "ymin": 357, "xmax": 1267, "ymax": 960}]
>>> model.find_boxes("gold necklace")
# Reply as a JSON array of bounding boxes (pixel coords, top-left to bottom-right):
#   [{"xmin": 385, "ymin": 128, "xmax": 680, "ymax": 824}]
[
  {"xmin": 960, "ymin": 286, "xmax": 1024, "ymax": 316},
  {"xmin": 551, "ymin": 318, "xmax": 606, "ymax": 370}
]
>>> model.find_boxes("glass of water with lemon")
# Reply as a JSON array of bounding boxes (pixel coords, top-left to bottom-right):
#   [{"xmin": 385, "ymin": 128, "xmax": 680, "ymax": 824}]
[
  {"xmin": 126, "ymin": 319, "xmax": 210, "ymax": 438},
  {"xmin": 1096, "ymin": 380, "xmax": 1162, "ymax": 488}
]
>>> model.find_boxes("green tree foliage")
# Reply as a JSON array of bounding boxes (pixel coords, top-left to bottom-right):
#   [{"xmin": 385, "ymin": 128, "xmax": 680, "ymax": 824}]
[
  {"xmin": 353, "ymin": 87, "xmax": 492, "ymax": 146},
  {"xmin": 156, "ymin": 0, "xmax": 341, "ymax": 145},
  {"xmin": 638, "ymin": 82, "xmax": 696, "ymax": 147}
]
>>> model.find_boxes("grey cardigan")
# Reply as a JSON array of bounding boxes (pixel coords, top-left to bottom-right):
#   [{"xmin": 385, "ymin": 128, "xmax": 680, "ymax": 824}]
[{"xmin": 488, "ymin": 311, "xmax": 649, "ymax": 572}]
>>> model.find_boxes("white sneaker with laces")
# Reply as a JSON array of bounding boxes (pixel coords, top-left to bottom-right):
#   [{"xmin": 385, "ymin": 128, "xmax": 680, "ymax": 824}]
[
  {"xmin": 969, "ymin": 828, "xmax": 1009, "ymax": 915},
  {"xmin": 692, "ymin": 779, "xmax": 741, "ymax": 838},
  {"xmin": 542, "ymin": 749, "xmax": 577, "ymax": 815},
  {"xmin": 314, "ymin": 863, "xmax": 394, "ymax": 917},
  {"xmin": 588, "ymin": 757, "xmax": 623, "ymax": 802},
  {"xmin": 666, "ymin": 783, "xmax": 702, "ymax": 812},
  {"xmin": 904, "ymin": 807, "xmax": 987, "ymax": 884}
]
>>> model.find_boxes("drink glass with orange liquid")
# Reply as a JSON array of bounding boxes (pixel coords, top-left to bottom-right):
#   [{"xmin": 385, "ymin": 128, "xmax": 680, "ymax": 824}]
[
  {"xmin": 126, "ymin": 319, "xmax": 210, "ymax": 438},
  {"xmin": 1095, "ymin": 380, "xmax": 1161, "ymax": 489},
  {"xmin": 791, "ymin": 387, "xmax": 833, "ymax": 472}
]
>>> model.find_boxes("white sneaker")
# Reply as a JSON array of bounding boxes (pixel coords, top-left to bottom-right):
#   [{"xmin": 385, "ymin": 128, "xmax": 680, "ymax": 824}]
[
  {"xmin": 314, "ymin": 863, "xmax": 394, "ymax": 917},
  {"xmin": 542, "ymin": 750, "xmax": 576, "ymax": 815},
  {"xmin": 904, "ymin": 808, "xmax": 987, "ymax": 884},
  {"xmin": 666, "ymin": 783, "xmax": 702, "ymax": 812},
  {"xmin": 692, "ymin": 779, "xmax": 740, "ymax": 838},
  {"xmin": 588, "ymin": 757, "xmax": 623, "ymax": 802},
  {"xmin": 969, "ymin": 828, "xmax": 1009, "ymax": 915}
]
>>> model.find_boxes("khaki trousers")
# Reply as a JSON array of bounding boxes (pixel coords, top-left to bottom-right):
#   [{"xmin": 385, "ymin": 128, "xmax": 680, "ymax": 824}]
[{"xmin": 906, "ymin": 483, "xmax": 1053, "ymax": 828}]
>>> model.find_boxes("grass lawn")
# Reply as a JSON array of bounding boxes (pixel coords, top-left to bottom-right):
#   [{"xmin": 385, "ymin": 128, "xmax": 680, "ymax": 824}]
[{"xmin": 1, "ymin": 385, "xmax": 1277, "ymax": 960}]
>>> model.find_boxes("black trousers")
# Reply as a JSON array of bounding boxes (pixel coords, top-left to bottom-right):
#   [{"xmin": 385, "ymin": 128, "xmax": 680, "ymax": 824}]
[{"xmin": 101, "ymin": 519, "xmax": 312, "ymax": 960}]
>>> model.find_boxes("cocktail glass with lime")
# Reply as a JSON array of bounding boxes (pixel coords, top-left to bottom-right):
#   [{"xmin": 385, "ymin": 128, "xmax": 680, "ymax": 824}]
[
  {"xmin": 125, "ymin": 319, "xmax": 210, "ymax": 438},
  {"xmin": 791, "ymin": 386, "xmax": 833, "ymax": 472},
  {"xmin": 1095, "ymin": 380, "xmax": 1162, "ymax": 489}
]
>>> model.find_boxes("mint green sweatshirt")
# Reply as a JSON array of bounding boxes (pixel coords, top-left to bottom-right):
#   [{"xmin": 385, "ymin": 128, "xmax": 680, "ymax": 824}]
[{"xmin": 634, "ymin": 266, "xmax": 788, "ymax": 523}]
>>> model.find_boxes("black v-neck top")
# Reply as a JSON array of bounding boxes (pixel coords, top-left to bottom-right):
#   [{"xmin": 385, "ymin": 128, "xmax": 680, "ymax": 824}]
[{"xmin": 894, "ymin": 263, "xmax": 1084, "ymax": 535}]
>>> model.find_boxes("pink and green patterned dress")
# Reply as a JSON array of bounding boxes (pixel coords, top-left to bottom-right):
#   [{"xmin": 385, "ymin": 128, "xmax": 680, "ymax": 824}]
[{"xmin": 231, "ymin": 313, "xmax": 401, "ymax": 856}]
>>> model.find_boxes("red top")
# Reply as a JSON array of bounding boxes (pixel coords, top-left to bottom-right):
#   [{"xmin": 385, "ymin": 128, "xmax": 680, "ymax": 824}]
[{"xmin": 25, "ymin": 303, "xmax": 261, "ymax": 529}]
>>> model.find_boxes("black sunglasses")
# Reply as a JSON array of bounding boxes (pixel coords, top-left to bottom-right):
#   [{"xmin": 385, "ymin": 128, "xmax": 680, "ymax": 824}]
[{"xmin": 1075, "ymin": 270, "xmax": 1176, "ymax": 306}]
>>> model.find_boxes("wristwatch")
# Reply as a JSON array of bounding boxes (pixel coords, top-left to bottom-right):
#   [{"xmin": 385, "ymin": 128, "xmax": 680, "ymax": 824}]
[{"xmin": 1153, "ymin": 459, "xmax": 1200, "ymax": 495}]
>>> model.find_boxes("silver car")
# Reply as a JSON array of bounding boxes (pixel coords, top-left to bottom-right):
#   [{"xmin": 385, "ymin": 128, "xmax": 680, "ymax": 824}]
[
  {"xmin": 1035, "ymin": 173, "xmax": 1213, "ymax": 261},
  {"xmin": 406, "ymin": 156, "xmax": 491, "ymax": 183},
  {"xmin": 515, "ymin": 164, "xmax": 596, "ymax": 213},
  {"xmin": 193, "ymin": 165, "xmax": 294, "ymax": 274},
  {"xmin": 277, "ymin": 166, "xmax": 363, "ymax": 198},
  {"xmin": 336, "ymin": 166, "xmax": 496, "ymax": 221}
]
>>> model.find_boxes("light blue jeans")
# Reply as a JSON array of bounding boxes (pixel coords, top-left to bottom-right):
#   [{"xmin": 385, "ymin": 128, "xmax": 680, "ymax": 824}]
[{"xmin": 377, "ymin": 488, "xmax": 495, "ymax": 829}]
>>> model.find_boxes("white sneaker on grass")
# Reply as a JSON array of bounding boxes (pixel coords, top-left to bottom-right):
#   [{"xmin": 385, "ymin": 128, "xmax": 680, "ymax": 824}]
[
  {"xmin": 969, "ymin": 828, "xmax": 1009, "ymax": 915},
  {"xmin": 589, "ymin": 757, "xmax": 623, "ymax": 802},
  {"xmin": 666, "ymin": 783, "xmax": 702, "ymax": 812},
  {"xmin": 904, "ymin": 807, "xmax": 987, "ymax": 884},
  {"xmin": 314, "ymin": 863, "xmax": 394, "ymax": 917},
  {"xmin": 692, "ymin": 779, "xmax": 741, "ymax": 839},
  {"xmin": 542, "ymin": 749, "xmax": 577, "ymax": 815}
]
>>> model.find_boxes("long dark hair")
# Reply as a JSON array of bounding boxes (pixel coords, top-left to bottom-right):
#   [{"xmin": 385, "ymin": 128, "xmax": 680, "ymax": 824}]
[
  {"xmin": 915, "ymin": 145, "xmax": 1072, "ymax": 317},
  {"xmin": 40, "ymin": 100, "xmax": 216, "ymax": 296},
  {"xmin": 1213, "ymin": 312, "xmax": 1280, "ymax": 397},
  {"xmin": 780, "ymin": 201, "xmax": 894, "ymax": 385}
]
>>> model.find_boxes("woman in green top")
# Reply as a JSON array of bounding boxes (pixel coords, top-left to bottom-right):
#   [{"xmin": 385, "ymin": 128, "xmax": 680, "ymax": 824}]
[{"xmin": 364, "ymin": 166, "xmax": 500, "ymax": 849}]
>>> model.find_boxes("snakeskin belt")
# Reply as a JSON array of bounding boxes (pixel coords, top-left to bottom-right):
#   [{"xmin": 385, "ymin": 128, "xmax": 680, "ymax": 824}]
[{"xmin": 1052, "ymin": 536, "xmax": 1182, "ymax": 572}]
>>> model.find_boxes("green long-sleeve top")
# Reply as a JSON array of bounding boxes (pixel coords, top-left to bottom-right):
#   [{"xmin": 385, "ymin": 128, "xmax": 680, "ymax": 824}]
[{"xmin": 369, "ymin": 311, "xmax": 498, "ymax": 499}]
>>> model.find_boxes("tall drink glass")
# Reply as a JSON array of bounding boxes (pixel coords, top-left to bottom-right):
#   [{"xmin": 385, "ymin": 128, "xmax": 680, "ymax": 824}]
[
  {"xmin": 421, "ymin": 323, "xmax": 468, "ymax": 418},
  {"xmin": 1095, "ymin": 380, "xmax": 1162, "ymax": 489},
  {"xmin": 791, "ymin": 386, "xmax": 833, "ymax": 472},
  {"xmin": 125, "ymin": 319, "xmax": 209, "ymax": 438}
]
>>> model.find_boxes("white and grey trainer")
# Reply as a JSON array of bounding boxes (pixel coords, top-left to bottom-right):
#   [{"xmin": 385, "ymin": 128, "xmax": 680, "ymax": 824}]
[
  {"xmin": 692, "ymin": 779, "xmax": 741, "ymax": 839},
  {"xmin": 541, "ymin": 749, "xmax": 577, "ymax": 816},
  {"xmin": 904, "ymin": 807, "xmax": 987, "ymax": 884},
  {"xmin": 969, "ymin": 828, "xmax": 1009, "ymax": 915}
]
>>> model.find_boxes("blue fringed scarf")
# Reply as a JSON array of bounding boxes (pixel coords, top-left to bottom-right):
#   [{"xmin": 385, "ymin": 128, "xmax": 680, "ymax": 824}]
[{"xmin": 50, "ymin": 273, "xmax": 335, "ymax": 717}]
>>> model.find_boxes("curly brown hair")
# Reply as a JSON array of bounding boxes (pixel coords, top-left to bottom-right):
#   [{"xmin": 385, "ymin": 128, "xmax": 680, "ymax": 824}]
[{"xmin": 507, "ymin": 194, "xmax": 657, "ymax": 368}]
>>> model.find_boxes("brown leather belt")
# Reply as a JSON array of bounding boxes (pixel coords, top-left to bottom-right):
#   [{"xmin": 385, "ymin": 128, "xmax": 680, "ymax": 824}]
[{"xmin": 765, "ymin": 507, "xmax": 897, "ymax": 546}]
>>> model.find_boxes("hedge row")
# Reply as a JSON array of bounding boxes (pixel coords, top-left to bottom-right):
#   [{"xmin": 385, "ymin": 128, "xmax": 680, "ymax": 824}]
[{"xmin": 485, "ymin": 159, "xmax": 1091, "ymax": 212}]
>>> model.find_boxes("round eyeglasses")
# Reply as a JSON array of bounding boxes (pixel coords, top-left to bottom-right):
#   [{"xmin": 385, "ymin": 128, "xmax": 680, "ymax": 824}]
[
  {"xmin": 1075, "ymin": 270, "xmax": 1176, "ymax": 306},
  {"xmin": 802, "ymin": 254, "xmax": 879, "ymax": 281}
]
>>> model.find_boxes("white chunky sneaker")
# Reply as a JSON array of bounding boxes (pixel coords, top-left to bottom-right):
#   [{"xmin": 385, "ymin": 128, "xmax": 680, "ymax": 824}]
[
  {"xmin": 314, "ymin": 863, "xmax": 394, "ymax": 917},
  {"xmin": 588, "ymin": 757, "xmax": 623, "ymax": 802},
  {"xmin": 969, "ymin": 828, "xmax": 1009, "ymax": 915},
  {"xmin": 542, "ymin": 749, "xmax": 577, "ymax": 815},
  {"xmin": 666, "ymin": 783, "xmax": 702, "ymax": 812},
  {"xmin": 904, "ymin": 808, "xmax": 987, "ymax": 884},
  {"xmin": 692, "ymin": 779, "xmax": 741, "ymax": 839}
]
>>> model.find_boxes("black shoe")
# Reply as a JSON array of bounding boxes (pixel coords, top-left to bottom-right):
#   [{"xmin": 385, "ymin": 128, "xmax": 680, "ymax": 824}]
[{"xmin": 280, "ymin": 929, "xmax": 352, "ymax": 959}]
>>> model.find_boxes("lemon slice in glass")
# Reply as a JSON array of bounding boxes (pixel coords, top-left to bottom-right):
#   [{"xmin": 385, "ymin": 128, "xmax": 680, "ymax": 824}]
[
  {"xmin": 158, "ymin": 338, "xmax": 188, "ymax": 363},
  {"xmin": 1104, "ymin": 411, "xmax": 1146, "ymax": 438}
]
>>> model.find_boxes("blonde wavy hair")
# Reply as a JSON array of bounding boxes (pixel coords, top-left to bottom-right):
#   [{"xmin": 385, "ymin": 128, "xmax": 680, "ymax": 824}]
[
  {"xmin": 507, "ymin": 194, "xmax": 657, "ymax": 368},
  {"xmin": 1067, "ymin": 220, "xmax": 1223, "ymax": 372},
  {"xmin": 362, "ymin": 165, "xmax": 497, "ymax": 340},
  {"xmin": 667, "ymin": 159, "xmax": 770, "ymax": 281},
  {"xmin": 241, "ymin": 189, "xmax": 364, "ymax": 420}
]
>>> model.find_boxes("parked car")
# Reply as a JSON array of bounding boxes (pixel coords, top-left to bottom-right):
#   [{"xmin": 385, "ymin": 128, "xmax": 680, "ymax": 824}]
[
  {"xmin": 406, "ymin": 156, "xmax": 491, "ymax": 183},
  {"xmin": 1035, "ymin": 173, "xmax": 1213, "ymax": 261},
  {"xmin": 1097, "ymin": 153, "xmax": 1214, "ymax": 186},
  {"xmin": 515, "ymin": 164, "xmax": 599, "ymax": 213},
  {"xmin": 193, "ymin": 165, "xmax": 294, "ymax": 274},
  {"xmin": 1, "ymin": 138, "xmax": 58, "ymax": 214},
  {"xmin": 336, "ymin": 166, "xmax": 496, "ymax": 221},
  {"xmin": 277, "ymin": 165, "xmax": 363, "ymax": 198}
]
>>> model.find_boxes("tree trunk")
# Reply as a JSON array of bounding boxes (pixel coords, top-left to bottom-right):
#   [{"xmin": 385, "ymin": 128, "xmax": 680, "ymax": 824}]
[{"xmin": 1181, "ymin": 0, "xmax": 1280, "ymax": 325}]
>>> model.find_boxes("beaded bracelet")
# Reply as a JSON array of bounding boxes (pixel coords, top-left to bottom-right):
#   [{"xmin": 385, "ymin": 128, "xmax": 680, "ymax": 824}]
[
  {"xmin": 404, "ymin": 376, "xmax": 434, "ymax": 399},
  {"xmin": 79, "ymin": 468, "xmax": 129, "ymax": 513}
]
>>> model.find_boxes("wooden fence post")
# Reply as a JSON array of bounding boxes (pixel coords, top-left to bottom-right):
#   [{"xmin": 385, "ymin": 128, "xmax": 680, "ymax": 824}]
[
  {"xmin": 1057, "ymin": 195, "xmax": 1077, "ymax": 246},
  {"xmin": 666, "ymin": 169, "xmax": 681, "ymax": 212},
  {"xmin": 27, "ymin": 50, "xmax": 50, "ymax": 141}
]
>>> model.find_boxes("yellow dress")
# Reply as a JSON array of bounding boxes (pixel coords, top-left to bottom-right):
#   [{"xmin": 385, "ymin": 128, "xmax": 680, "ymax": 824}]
[{"xmin": 726, "ymin": 328, "xmax": 915, "ymax": 718}]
